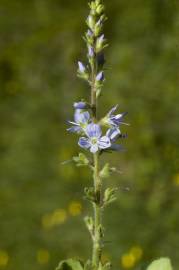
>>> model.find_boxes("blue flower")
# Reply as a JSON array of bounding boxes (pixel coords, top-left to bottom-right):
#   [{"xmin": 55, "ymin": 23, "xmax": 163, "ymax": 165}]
[
  {"xmin": 101, "ymin": 105, "xmax": 128, "ymax": 132},
  {"xmin": 73, "ymin": 101, "xmax": 87, "ymax": 109},
  {"xmin": 67, "ymin": 109, "xmax": 90, "ymax": 133},
  {"xmin": 78, "ymin": 123, "xmax": 111, "ymax": 153},
  {"xmin": 108, "ymin": 105, "xmax": 128, "ymax": 127}
]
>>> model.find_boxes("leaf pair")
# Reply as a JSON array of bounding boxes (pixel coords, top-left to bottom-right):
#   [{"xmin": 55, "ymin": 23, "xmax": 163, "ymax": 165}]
[{"xmin": 146, "ymin": 258, "xmax": 173, "ymax": 270}]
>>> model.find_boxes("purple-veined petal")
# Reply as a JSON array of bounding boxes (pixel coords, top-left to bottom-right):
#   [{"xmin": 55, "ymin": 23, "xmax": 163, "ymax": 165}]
[
  {"xmin": 67, "ymin": 126, "xmax": 82, "ymax": 133},
  {"xmin": 90, "ymin": 144, "xmax": 99, "ymax": 153},
  {"xmin": 85, "ymin": 123, "xmax": 102, "ymax": 138},
  {"xmin": 78, "ymin": 137, "xmax": 91, "ymax": 149},
  {"xmin": 108, "ymin": 105, "xmax": 118, "ymax": 116},
  {"xmin": 74, "ymin": 110, "xmax": 90, "ymax": 124},
  {"xmin": 98, "ymin": 136, "xmax": 111, "ymax": 149},
  {"xmin": 106, "ymin": 128, "xmax": 121, "ymax": 141}
]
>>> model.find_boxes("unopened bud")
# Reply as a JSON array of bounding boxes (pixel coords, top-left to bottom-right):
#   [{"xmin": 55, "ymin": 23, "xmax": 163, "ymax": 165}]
[
  {"xmin": 86, "ymin": 15, "xmax": 95, "ymax": 30},
  {"xmin": 96, "ymin": 71, "xmax": 104, "ymax": 82},
  {"xmin": 78, "ymin": 61, "xmax": 86, "ymax": 73},
  {"xmin": 96, "ymin": 34, "xmax": 105, "ymax": 52},
  {"xmin": 96, "ymin": 4, "xmax": 104, "ymax": 15}
]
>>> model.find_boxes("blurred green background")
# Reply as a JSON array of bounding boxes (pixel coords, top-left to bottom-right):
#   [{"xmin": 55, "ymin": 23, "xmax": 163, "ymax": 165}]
[{"xmin": 0, "ymin": 0, "xmax": 179, "ymax": 269}]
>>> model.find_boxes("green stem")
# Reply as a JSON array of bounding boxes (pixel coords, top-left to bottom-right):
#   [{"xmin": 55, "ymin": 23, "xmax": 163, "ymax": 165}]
[
  {"xmin": 90, "ymin": 56, "xmax": 102, "ymax": 270},
  {"xmin": 92, "ymin": 152, "xmax": 102, "ymax": 269}
]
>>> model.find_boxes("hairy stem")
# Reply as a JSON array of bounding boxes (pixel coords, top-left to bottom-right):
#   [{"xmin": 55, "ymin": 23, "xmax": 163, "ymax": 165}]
[
  {"xmin": 92, "ymin": 152, "xmax": 102, "ymax": 269},
  {"xmin": 91, "ymin": 57, "xmax": 102, "ymax": 270}
]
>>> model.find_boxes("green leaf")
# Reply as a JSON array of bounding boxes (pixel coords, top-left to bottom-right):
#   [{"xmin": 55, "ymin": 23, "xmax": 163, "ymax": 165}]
[
  {"xmin": 103, "ymin": 187, "xmax": 118, "ymax": 207},
  {"xmin": 56, "ymin": 258, "xmax": 84, "ymax": 270},
  {"xmin": 146, "ymin": 258, "xmax": 173, "ymax": 270},
  {"xmin": 99, "ymin": 163, "xmax": 110, "ymax": 178},
  {"xmin": 73, "ymin": 153, "xmax": 89, "ymax": 167},
  {"xmin": 84, "ymin": 216, "xmax": 94, "ymax": 236}
]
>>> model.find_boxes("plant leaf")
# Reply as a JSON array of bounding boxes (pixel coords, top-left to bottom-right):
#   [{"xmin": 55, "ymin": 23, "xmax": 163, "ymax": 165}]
[
  {"xmin": 56, "ymin": 258, "xmax": 84, "ymax": 270},
  {"xmin": 73, "ymin": 153, "xmax": 89, "ymax": 167},
  {"xmin": 146, "ymin": 258, "xmax": 173, "ymax": 270},
  {"xmin": 99, "ymin": 163, "xmax": 110, "ymax": 178}
]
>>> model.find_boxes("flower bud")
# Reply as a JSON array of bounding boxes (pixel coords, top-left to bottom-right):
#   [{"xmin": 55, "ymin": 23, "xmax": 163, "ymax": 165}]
[
  {"xmin": 94, "ymin": 19, "xmax": 103, "ymax": 36},
  {"xmin": 96, "ymin": 71, "xmax": 104, "ymax": 82},
  {"xmin": 97, "ymin": 52, "xmax": 105, "ymax": 67},
  {"xmin": 77, "ymin": 62, "xmax": 89, "ymax": 81},
  {"xmin": 86, "ymin": 30, "xmax": 94, "ymax": 45},
  {"xmin": 96, "ymin": 4, "xmax": 104, "ymax": 15},
  {"xmin": 78, "ymin": 61, "xmax": 86, "ymax": 73},
  {"xmin": 86, "ymin": 15, "xmax": 95, "ymax": 30},
  {"xmin": 95, "ymin": 0, "xmax": 101, "ymax": 6},
  {"xmin": 88, "ymin": 46, "xmax": 95, "ymax": 58},
  {"xmin": 96, "ymin": 34, "xmax": 105, "ymax": 52}
]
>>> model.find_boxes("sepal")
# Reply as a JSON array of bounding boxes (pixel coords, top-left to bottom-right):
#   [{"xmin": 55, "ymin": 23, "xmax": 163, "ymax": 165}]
[
  {"xmin": 103, "ymin": 187, "xmax": 118, "ymax": 207},
  {"xmin": 99, "ymin": 163, "xmax": 110, "ymax": 178}
]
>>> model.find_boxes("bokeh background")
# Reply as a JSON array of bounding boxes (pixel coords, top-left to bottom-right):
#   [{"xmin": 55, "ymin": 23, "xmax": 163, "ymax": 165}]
[{"xmin": 0, "ymin": 0, "xmax": 179, "ymax": 269}]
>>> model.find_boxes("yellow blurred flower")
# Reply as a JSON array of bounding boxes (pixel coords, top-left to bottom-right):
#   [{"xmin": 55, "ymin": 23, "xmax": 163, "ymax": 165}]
[
  {"xmin": 0, "ymin": 250, "xmax": 9, "ymax": 267},
  {"xmin": 51, "ymin": 209, "xmax": 67, "ymax": 225},
  {"xmin": 173, "ymin": 173, "xmax": 179, "ymax": 186},
  {"xmin": 42, "ymin": 209, "xmax": 67, "ymax": 229},
  {"xmin": 68, "ymin": 201, "xmax": 82, "ymax": 216},
  {"xmin": 130, "ymin": 245, "xmax": 143, "ymax": 261},
  {"xmin": 121, "ymin": 253, "xmax": 136, "ymax": 269},
  {"xmin": 37, "ymin": 249, "xmax": 50, "ymax": 265}
]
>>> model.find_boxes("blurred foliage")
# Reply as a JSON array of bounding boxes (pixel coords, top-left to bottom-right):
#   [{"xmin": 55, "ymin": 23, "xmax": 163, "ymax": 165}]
[{"xmin": 0, "ymin": 0, "xmax": 179, "ymax": 269}]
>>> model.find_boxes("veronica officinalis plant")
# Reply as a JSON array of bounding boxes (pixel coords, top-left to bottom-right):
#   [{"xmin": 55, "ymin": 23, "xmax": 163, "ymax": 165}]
[{"xmin": 56, "ymin": 1, "xmax": 173, "ymax": 270}]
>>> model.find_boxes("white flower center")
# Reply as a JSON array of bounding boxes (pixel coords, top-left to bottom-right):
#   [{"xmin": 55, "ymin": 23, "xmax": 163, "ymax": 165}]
[{"xmin": 91, "ymin": 137, "xmax": 97, "ymax": 145}]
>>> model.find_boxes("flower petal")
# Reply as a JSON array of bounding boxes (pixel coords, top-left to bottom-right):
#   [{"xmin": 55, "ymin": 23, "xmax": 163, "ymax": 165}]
[
  {"xmin": 90, "ymin": 144, "xmax": 99, "ymax": 153},
  {"xmin": 85, "ymin": 123, "xmax": 102, "ymax": 138},
  {"xmin": 78, "ymin": 137, "xmax": 91, "ymax": 149},
  {"xmin": 67, "ymin": 126, "xmax": 82, "ymax": 133},
  {"xmin": 98, "ymin": 136, "xmax": 111, "ymax": 149},
  {"xmin": 74, "ymin": 110, "xmax": 90, "ymax": 124},
  {"xmin": 108, "ymin": 105, "xmax": 118, "ymax": 116},
  {"xmin": 106, "ymin": 128, "xmax": 121, "ymax": 141}
]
